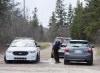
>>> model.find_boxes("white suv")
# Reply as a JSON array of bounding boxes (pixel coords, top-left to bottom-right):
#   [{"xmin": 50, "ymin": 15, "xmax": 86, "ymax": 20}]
[{"xmin": 4, "ymin": 38, "xmax": 40, "ymax": 63}]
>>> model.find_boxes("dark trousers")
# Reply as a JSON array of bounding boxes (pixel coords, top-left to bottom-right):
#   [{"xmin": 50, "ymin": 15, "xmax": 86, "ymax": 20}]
[{"xmin": 54, "ymin": 50, "xmax": 59, "ymax": 62}]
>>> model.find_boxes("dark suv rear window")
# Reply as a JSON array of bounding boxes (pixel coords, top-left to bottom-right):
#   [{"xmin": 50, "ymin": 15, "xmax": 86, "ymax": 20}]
[
  {"xmin": 69, "ymin": 41, "xmax": 89, "ymax": 47},
  {"xmin": 70, "ymin": 41, "xmax": 88, "ymax": 44}
]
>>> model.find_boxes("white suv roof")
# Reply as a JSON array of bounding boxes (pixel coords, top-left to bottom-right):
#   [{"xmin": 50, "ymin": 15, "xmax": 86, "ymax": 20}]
[
  {"xmin": 15, "ymin": 37, "xmax": 34, "ymax": 40},
  {"xmin": 12, "ymin": 37, "xmax": 35, "ymax": 43}
]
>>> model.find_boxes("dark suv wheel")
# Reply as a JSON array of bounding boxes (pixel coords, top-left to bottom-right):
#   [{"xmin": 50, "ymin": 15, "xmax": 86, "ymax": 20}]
[
  {"xmin": 64, "ymin": 60, "xmax": 69, "ymax": 65},
  {"xmin": 87, "ymin": 61, "xmax": 93, "ymax": 65}
]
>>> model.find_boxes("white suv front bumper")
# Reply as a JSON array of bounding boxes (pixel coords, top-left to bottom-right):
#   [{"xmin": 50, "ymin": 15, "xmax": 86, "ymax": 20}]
[{"xmin": 6, "ymin": 52, "xmax": 37, "ymax": 61}]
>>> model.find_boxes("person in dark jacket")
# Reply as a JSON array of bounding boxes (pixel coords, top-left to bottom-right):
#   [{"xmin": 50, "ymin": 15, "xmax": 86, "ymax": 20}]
[{"xmin": 52, "ymin": 41, "xmax": 62, "ymax": 63}]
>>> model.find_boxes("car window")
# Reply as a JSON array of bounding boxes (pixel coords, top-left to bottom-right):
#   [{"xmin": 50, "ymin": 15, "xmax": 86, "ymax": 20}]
[
  {"xmin": 62, "ymin": 39, "xmax": 70, "ymax": 44},
  {"xmin": 69, "ymin": 41, "xmax": 89, "ymax": 47},
  {"xmin": 54, "ymin": 38, "xmax": 61, "ymax": 43},
  {"xmin": 54, "ymin": 38, "xmax": 70, "ymax": 44},
  {"xmin": 10, "ymin": 40, "xmax": 36, "ymax": 47}
]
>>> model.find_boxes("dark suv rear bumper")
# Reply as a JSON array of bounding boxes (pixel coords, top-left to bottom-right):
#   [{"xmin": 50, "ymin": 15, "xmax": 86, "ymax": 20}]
[
  {"xmin": 59, "ymin": 52, "xmax": 64, "ymax": 58},
  {"xmin": 64, "ymin": 54, "xmax": 93, "ymax": 62}
]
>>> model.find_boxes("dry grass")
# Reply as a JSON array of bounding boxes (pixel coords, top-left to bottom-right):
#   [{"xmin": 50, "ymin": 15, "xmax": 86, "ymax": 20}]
[
  {"xmin": 0, "ymin": 47, "xmax": 7, "ymax": 54},
  {"xmin": 95, "ymin": 44, "xmax": 100, "ymax": 56},
  {"xmin": 96, "ymin": 49, "xmax": 100, "ymax": 56},
  {"xmin": 38, "ymin": 42, "xmax": 50, "ymax": 50}
]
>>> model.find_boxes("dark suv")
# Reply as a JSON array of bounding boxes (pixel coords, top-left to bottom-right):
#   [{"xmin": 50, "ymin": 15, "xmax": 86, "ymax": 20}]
[{"xmin": 64, "ymin": 40, "xmax": 94, "ymax": 65}]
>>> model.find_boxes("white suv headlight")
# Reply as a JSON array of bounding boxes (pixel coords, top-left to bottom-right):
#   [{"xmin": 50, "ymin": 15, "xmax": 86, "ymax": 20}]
[
  {"xmin": 7, "ymin": 50, "xmax": 13, "ymax": 53},
  {"xmin": 29, "ymin": 50, "xmax": 36, "ymax": 53}
]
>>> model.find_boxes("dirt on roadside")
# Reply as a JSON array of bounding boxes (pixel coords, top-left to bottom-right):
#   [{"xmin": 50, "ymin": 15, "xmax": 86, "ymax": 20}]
[{"xmin": 0, "ymin": 47, "xmax": 7, "ymax": 54}]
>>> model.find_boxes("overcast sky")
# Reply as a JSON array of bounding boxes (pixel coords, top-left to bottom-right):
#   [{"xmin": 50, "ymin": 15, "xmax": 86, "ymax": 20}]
[{"xmin": 14, "ymin": 0, "xmax": 85, "ymax": 27}]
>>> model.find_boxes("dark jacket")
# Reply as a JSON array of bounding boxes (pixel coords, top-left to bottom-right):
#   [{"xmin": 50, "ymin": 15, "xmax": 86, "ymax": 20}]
[{"xmin": 53, "ymin": 41, "xmax": 61, "ymax": 52}]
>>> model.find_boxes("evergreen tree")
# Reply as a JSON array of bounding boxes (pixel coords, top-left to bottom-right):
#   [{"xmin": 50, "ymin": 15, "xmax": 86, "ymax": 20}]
[
  {"xmin": 48, "ymin": 12, "xmax": 57, "ymax": 41},
  {"xmin": 29, "ymin": 7, "xmax": 39, "ymax": 40},
  {"xmin": 39, "ymin": 24, "xmax": 45, "ymax": 41},
  {"xmin": 71, "ymin": 0, "xmax": 84, "ymax": 39},
  {"xmin": 55, "ymin": 0, "xmax": 67, "ymax": 37},
  {"xmin": 70, "ymin": 0, "xmax": 100, "ymax": 42},
  {"xmin": 55, "ymin": 0, "xmax": 67, "ymax": 27},
  {"xmin": 83, "ymin": 0, "xmax": 100, "ymax": 41},
  {"xmin": 49, "ymin": 12, "xmax": 56, "ymax": 26},
  {"xmin": 67, "ymin": 3, "xmax": 73, "ymax": 37},
  {"xmin": 31, "ymin": 7, "xmax": 39, "ymax": 27},
  {"xmin": 67, "ymin": 3, "xmax": 73, "ymax": 26},
  {"xmin": 48, "ymin": 0, "xmax": 69, "ymax": 41},
  {"xmin": 0, "ymin": 0, "xmax": 10, "ymax": 12}
]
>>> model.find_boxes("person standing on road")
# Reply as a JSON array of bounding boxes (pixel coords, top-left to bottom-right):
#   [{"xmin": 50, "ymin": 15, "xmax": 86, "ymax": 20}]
[{"xmin": 52, "ymin": 41, "xmax": 62, "ymax": 63}]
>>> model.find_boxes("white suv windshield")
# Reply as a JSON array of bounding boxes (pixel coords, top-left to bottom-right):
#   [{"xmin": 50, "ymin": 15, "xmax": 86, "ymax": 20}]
[{"xmin": 10, "ymin": 40, "xmax": 36, "ymax": 47}]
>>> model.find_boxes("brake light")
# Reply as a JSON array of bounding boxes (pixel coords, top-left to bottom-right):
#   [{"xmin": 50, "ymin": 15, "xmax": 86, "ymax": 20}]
[
  {"xmin": 87, "ymin": 49, "xmax": 93, "ymax": 53},
  {"xmin": 65, "ymin": 48, "xmax": 69, "ymax": 52}
]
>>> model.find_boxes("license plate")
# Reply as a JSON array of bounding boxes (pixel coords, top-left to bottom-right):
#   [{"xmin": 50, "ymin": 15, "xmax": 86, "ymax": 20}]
[
  {"xmin": 74, "ymin": 50, "xmax": 82, "ymax": 53},
  {"xmin": 59, "ymin": 47, "xmax": 66, "ymax": 52},
  {"xmin": 59, "ymin": 49, "xmax": 64, "ymax": 52},
  {"xmin": 61, "ymin": 47, "xmax": 66, "ymax": 49}
]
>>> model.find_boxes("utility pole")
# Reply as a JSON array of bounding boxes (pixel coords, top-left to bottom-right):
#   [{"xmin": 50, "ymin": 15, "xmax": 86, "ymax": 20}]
[
  {"xmin": 11, "ymin": 0, "xmax": 14, "ymax": 19},
  {"xmin": 23, "ymin": 0, "xmax": 25, "ymax": 18},
  {"xmin": 11, "ymin": 0, "xmax": 14, "ymax": 24},
  {"xmin": 11, "ymin": 0, "xmax": 14, "ymax": 35}
]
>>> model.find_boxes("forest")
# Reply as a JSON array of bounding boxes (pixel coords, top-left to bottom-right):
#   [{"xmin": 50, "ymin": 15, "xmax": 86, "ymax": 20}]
[{"xmin": 0, "ymin": 0, "xmax": 100, "ymax": 45}]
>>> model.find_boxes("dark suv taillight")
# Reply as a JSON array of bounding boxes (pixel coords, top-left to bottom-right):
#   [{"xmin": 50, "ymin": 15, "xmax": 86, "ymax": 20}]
[
  {"xmin": 87, "ymin": 49, "xmax": 93, "ymax": 53},
  {"xmin": 65, "ymin": 48, "xmax": 69, "ymax": 52}
]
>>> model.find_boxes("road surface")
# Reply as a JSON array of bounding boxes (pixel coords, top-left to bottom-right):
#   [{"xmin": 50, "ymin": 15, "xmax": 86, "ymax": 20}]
[{"xmin": 0, "ymin": 44, "xmax": 100, "ymax": 73}]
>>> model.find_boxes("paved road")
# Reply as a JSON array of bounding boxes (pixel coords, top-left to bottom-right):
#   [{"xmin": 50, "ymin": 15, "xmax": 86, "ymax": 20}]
[{"xmin": 0, "ymin": 44, "xmax": 100, "ymax": 73}]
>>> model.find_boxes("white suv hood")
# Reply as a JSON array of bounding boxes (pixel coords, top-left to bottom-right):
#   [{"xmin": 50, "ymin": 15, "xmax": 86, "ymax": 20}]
[{"xmin": 7, "ymin": 47, "xmax": 37, "ymax": 51}]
